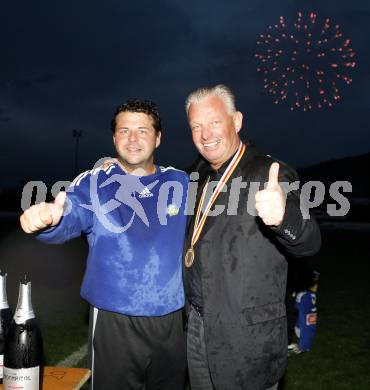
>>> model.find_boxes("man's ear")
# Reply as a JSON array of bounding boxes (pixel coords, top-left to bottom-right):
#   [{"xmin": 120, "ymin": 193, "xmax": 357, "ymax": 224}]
[
  {"xmin": 233, "ymin": 111, "xmax": 243, "ymax": 133},
  {"xmin": 156, "ymin": 131, "xmax": 161, "ymax": 148}
]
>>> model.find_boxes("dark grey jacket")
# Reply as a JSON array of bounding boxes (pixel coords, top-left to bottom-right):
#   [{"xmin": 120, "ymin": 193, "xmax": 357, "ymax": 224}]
[{"xmin": 184, "ymin": 145, "xmax": 321, "ymax": 390}]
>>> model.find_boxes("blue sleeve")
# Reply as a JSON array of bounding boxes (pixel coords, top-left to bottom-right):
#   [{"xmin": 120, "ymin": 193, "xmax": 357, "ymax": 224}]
[
  {"xmin": 295, "ymin": 292, "xmax": 317, "ymax": 350},
  {"xmin": 37, "ymin": 171, "xmax": 94, "ymax": 244}
]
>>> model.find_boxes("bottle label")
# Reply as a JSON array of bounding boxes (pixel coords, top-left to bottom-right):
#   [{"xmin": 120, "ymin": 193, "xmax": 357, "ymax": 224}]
[
  {"xmin": 3, "ymin": 366, "xmax": 39, "ymax": 390},
  {"xmin": 14, "ymin": 310, "xmax": 35, "ymax": 325},
  {"xmin": 0, "ymin": 354, "xmax": 3, "ymax": 379}
]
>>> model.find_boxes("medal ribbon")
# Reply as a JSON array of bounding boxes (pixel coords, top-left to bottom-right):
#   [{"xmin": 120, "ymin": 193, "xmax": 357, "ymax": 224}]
[{"xmin": 191, "ymin": 142, "xmax": 246, "ymax": 248}]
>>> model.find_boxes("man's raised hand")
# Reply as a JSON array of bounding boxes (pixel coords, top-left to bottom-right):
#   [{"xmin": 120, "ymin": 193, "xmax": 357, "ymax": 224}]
[
  {"xmin": 255, "ymin": 162, "xmax": 286, "ymax": 226},
  {"xmin": 20, "ymin": 191, "xmax": 66, "ymax": 233}
]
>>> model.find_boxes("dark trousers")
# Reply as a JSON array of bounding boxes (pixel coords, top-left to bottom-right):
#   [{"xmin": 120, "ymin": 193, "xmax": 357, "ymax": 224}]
[
  {"xmin": 89, "ymin": 307, "xmax": 186, "ymax": 390},
  {"xmin": 187, "ymin": 308, "xmax": 278, "ymax": 390},
  {"xmin": 187, "ymin": 308, "xmax": 215, "ymax": 390}
]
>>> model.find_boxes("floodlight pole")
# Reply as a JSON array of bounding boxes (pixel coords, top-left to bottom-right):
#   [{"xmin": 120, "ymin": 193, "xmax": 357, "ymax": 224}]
[{"xmin": 72, "ymin": 129, "xmax": 83, "ymax": 176}]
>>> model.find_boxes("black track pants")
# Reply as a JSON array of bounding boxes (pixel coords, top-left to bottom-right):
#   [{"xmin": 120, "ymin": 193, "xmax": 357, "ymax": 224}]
[{"xmin": 89, "ymin": 307, "xmax": 186, "ymax": 390}]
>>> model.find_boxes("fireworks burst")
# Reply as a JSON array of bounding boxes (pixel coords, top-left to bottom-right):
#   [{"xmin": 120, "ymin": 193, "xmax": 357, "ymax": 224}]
[{"xmin": 255, "ymin": 12, "xmax": 357, "ymax": 111}]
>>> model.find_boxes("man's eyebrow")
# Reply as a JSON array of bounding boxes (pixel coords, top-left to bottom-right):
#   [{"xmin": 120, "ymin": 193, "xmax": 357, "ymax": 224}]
[{"xmin": 116, "ymin": 125, "xmax": 150, "ymax": 130}]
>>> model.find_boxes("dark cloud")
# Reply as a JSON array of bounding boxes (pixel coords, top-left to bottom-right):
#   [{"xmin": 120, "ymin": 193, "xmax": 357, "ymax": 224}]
[
  {"xmin": 1, "ymin": 0, "xmax": 369, "ymax": 187},
  {"xmin": 0, "ymin": 107, "xmax": 11, "ymax": 122}
]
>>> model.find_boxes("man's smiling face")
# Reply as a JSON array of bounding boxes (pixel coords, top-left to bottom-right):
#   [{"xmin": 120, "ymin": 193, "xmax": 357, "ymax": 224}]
[
  {"xmin": 188, "ymin": 95, "xmax": 242, "ymax": 170},
  {"xmin": 113, "ymin": 111, "xmax": 161, "ymax": 174}
]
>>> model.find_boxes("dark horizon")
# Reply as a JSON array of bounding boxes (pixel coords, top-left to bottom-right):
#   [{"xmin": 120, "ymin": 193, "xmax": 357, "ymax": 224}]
[{"xmin": 2, "ymin": 0, "xmax": 370, "ymax": 188}]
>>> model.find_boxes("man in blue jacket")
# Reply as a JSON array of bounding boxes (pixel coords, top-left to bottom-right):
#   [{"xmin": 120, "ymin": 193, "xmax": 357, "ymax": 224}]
[{"xmin": 20, "ymin": 100, "xmax": 188, "ymax": 390}]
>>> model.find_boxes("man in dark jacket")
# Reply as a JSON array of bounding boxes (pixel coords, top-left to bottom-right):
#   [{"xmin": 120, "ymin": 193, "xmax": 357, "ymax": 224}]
[{"xmin": 184, "ymin": 84, "xmax": 321, "ymax": 390}]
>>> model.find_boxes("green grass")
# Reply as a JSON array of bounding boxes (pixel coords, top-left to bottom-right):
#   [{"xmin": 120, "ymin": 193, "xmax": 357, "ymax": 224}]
[
  {"xmin": 42, "ymin": 313, "xmax": 89, "ymax": 366},
  {"xmin": 284, "ymin": 230, "xmax": 370, "ymax": 390},
  {"xmin": 42, "ymin": 310, "xmax": 90, "ymax": 388}
]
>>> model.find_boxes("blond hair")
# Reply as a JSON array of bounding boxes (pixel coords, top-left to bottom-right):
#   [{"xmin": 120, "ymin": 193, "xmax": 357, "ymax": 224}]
[{"xmin": 185, "ymin": 84, "xmax": 236, "ymax": 115}]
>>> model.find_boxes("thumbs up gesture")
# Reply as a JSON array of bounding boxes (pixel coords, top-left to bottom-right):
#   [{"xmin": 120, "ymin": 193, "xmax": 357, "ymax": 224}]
[
  {"xmin": 255, "ymin": 163, "xmax": 286, "ymax": 226},
  {"xmin": 20, "ymin": 191, "xmax": 66, "ymax": 233}
]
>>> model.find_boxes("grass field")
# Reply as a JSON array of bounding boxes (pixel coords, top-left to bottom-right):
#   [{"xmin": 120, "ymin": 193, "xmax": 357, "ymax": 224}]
[
  {"xmin": 283, "ymin": 229, "xmax": 370, "ymax": 390},
  {"xmin": 1, "ymin": 217, "xmax": 369, "ymax": 389}
]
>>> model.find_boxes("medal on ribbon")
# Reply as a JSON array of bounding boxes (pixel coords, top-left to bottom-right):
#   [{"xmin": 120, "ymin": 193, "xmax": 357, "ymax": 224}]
[
  {"xmin": 184, "ymin": 247, "xmax": 195, "ymax": 268},
  {"xmin": 185, "ymin": 142, "xmax": 246, "ymax": 268}
]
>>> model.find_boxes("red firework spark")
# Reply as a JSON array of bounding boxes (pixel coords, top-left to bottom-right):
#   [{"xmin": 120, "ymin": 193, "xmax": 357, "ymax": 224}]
[{"xmin": 255, "ymin": 12, "xmax": 357, "ymax": 111}]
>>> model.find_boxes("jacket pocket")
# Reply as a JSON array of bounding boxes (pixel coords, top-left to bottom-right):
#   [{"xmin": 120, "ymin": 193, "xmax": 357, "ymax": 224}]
[{"xmin": 240, "ymin": 301, "xmax": 285, "ymax": 325}]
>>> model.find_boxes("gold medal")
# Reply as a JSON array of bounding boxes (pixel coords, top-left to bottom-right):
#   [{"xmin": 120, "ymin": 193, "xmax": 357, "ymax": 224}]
[{"xmin": 185, "ymin": 247, "xmax": 195, "ymax": 268}]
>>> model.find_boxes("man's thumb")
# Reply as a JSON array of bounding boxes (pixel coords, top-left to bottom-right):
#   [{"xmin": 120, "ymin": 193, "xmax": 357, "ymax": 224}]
[
  {"xmin": 54, "ymin": 191, "xmax": 67, "ymax": 209},
  {"xmin": 267, "ymin": 162, "xmax": 280, "ymax": 189},
  {"xmin": 50, "ymin": 191, "xmax": 66, "ymax": 225}
]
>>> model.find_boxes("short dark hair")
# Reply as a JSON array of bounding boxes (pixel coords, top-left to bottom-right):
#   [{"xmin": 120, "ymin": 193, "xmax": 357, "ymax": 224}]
[{"xmin": 111, "ymin": 99, "xmax": 162, "ymax": 133}]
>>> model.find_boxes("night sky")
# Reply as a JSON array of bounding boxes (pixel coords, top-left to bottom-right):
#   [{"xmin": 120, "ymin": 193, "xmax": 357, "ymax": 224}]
[{"xmin": 2, "ymin": 0, "xmax": 369, "ymax": 187}]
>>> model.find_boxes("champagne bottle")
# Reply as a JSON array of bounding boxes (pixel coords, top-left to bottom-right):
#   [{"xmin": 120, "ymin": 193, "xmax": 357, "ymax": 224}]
[
  {"xmin": 3, "ymin": 276, "xmax": 43, "ymax": 390},
  {"xmin": 0, "ymin": 270, "xmax": 11, "ymax": 384}
]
